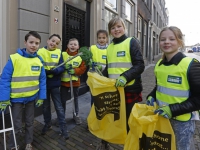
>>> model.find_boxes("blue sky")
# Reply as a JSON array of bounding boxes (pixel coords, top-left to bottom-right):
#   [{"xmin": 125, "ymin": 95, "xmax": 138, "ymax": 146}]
[{"xmin": 165, "ymin": 0, "xmax": 200, "ymax": 46}]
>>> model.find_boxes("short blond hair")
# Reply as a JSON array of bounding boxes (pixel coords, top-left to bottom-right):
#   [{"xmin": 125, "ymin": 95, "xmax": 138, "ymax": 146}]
[{"xmin": 108, "ymin": 17, "xmax": 126, "ymax": 35}]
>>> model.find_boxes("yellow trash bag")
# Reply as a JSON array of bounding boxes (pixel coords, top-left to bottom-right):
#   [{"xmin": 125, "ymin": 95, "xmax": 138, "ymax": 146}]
[
  {"xmin": 87, "ymin": 72, "xmax": 127, "ymax": 144},
  {"xmin": 124, "ymin": 103, "xmax": 176, "ymax": 150}
]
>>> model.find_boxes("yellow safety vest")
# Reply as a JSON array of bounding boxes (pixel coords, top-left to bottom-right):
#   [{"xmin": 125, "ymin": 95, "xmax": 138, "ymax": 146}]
[
  {"xmin": 61, "ymin": 52, "xmax": 82, "ymax": 82},
  {"xmin": 37, "ymin": 47, "xmax": 61, "ymax": 78},
  {"xmin": 107, "ymin": 37, "xmax": 135, "ymax": 86},
  {"xmin": 90, "ymin": 45, "xmax": 107, "ymax": 65},
  {"xmin": 37, "ymin": 47, "xmax": 61, "ymax": 70},
  {"xmin": 155, "ymin": 57, "xmax": 193, "ymax": 121},
  {"xmin": 10, "ymin": 53, "xmax": 42, "ymax": 98}
]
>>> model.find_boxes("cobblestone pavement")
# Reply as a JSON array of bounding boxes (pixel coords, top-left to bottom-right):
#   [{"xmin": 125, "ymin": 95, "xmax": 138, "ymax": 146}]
[{"xmin": 0, "ymin": 54, "xmax": 199, "ymax": 150}]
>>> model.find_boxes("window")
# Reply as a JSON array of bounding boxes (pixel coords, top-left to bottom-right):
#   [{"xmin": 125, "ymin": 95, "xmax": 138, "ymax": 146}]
[
  {"xmin": 125, "ymin": 1, "xmax": 133, "ymax": 36},
  {"xmin": 104, "ymin": 8, "xmax": 117, "ymax": 41},
  {"xmin": 105, "ymin": 0, "xmax": 117, "ymax": 12},
  {"xmin": 153, "ymin": 5, "xmax": 156, "ymax": 23},
  {"xmin": 125, "ymin": 1, "xmax": 131, "ymax": 21},
  {"xmin": 137, "ymin": 17, "xmax": 142, "ymax": 42}
]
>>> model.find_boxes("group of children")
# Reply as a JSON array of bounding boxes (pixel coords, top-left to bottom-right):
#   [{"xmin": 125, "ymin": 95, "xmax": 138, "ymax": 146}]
[
  {"xmin": 0, "ymin": 31, "xmax": 87, "ymax": 149},
  {"xmin": 0, "ymin": 16, "xmax": 200, "ymax": 150}
]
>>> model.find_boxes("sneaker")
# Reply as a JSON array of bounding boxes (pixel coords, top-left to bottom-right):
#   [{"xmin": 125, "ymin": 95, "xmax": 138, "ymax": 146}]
[
  {"xmin": 73, "ymin": 114, "xmax": 82, "ymax": 125},
  {"xmin": 96, "ymin": 141, "xmax": 110, "ymax": 150},
  {"xmin": 25, "ymin": 144, "xmax": 33, "ymax": 150},
  {"xmin": 10, "ymin": 145, "xmax": 19, "ymax": 150},
  {"xmin": 41, "ymin": 124, "xmax": 52, "ymax": 135},
  {"xmin": 60, "ymin": 128, "xmax": 69, "ymax": 140}
]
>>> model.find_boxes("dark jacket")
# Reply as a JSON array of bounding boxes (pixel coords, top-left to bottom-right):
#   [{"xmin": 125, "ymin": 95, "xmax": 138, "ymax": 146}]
[
  {"xmin": 40, "ymin": 47, "xmax": 65, "ymax": 89},
  {"xmin": 147, "ymin": 52, "xmax": 200, "ymax": 117},
  {"xmin": 102, "ymin": 34, "xmax": 145, "ymax": 93}
]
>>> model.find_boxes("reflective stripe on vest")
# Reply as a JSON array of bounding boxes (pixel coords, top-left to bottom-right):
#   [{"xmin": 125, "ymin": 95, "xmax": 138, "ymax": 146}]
[
  {"xmin": 90, "ymin": 45, "xmax": 107, "ymax": 65},
  {"xmin": 10, "ymin": 53, "xmax": 42, "ymax": 98},
  {"xmin": 155, "ymin": 57, "xmax": 193, "ymax": 121},
  {"xmin": 61, "ymin": 52, "xmax": 82, "ymax": 82},
  {"xmin": 157, "ymin": 85, "xmax": 190, "ymax": 97},
  {"xmin": 37, "ymin": 47, "xmax": 61, "ymax": 70},
  {"xmin": 107, "ymin": 37, "xmax": 134, "ymax": 86}
]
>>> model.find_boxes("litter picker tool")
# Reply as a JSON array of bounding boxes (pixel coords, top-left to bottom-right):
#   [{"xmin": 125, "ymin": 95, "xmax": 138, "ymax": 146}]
[
  {"xmin": 53, "ymin": 46, "xmax": 93, "ymax": 70},
  {"xmin": 53, "ymin": 52, "xmax": 83, "ymax": 70},
  {"xmin": 0, "ymin": 106, "xmax": 17, "ymax": 150}
]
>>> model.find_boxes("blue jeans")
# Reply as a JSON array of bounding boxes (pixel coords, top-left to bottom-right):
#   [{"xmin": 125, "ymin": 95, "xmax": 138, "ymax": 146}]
[
  {"xmin": 170, "ymin": 119, "xmax": 195, "ymax": 150},
  {"xmin": 43, "ymin": 88, "xmax": 66, "ymax": 128}
]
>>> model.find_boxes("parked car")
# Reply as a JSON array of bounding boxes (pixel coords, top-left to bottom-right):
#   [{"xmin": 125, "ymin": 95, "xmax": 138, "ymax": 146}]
[{"xmin": 188, "ymin": 49, "xmax": 193, "ymax": 53}]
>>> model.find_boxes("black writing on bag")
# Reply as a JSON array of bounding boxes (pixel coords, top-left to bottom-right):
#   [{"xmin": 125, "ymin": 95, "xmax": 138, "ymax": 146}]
[
  {"xmin": 139, "ymin": 131, "xmax": 172, "ymax": 150},
  {"xmin": 93, "ymin": 91, "xmax": 120, "ymax": 121}
]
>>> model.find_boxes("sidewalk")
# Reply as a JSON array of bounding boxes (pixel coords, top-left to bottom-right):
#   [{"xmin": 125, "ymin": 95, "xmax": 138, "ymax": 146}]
[{"xmin": 1, "ymin": 54, "xmax": 199, "ymax": 150}]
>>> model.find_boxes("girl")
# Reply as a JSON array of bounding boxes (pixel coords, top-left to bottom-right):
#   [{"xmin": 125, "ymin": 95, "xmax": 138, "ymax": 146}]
[
  {"xmin": 97, "ymin": 17, "xmax": 145, "ymax": 150},
  {"xmin": 147, "ymin": 26, "xmax": 200, "ymax": 150},
  {"xmin": 90, "ymin": 29, "xmax": 109, "ymax": 105}
]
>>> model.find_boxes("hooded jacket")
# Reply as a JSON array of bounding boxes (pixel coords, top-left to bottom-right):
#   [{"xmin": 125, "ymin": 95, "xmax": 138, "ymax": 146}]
[{"xmin": 0, "ymin": 48, "xmax": 46, "ymax": 103}]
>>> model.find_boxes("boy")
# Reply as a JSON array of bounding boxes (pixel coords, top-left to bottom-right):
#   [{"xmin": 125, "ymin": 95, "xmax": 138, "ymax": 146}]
[
  {"xmin": 0, "ymin": 31, "xmax": 46, "ymax": 150},
  {"xmin": 37, "ymin": 34, "xmax": 69, "ymax": 139},
  {"xmin": 60, "ymin": 38, "xmax": 87, "ymax": 124}
]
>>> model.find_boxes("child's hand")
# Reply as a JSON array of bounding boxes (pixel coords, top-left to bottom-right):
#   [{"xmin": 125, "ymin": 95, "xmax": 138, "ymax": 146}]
[
  {"xmin": 154, "ymin": 106, "xmax": 172, "ymax": 119},
  {"xmin": 65, "ymin": 64, "xmax": 72, "ymax": 70},
  {"xmin": 45, "ymin": 69, "xmax": 54, "ymax": 75},
  {"xmin": 96, "ymin": 65, "xmax": 102, "ymax": 71},
  {"xmin": 68, "ymin": 68, "xmax": 75, "ymax": 75},
  {"xmin": 35, "ymin": 99, "xmax": 44, "ymax": 107},
  {"xmin": 115, "ymin": 76, "xmax": 127, "ymax": 87},
  {"xmin": 146, "ymin": 96, "xmax": 156, "ymax": 106},
  {"xmin": 0, "ymin": 100, "xmax": 11, "ymax": 111}
]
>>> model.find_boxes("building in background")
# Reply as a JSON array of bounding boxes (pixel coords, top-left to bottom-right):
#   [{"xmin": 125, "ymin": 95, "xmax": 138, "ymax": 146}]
[{"xmin": 0, "ymin": 0, "xmax": 168, "ymax": 92}]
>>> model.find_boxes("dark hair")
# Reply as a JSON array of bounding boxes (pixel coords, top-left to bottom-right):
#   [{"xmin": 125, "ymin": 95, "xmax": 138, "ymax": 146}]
[
  {"xmin": 96, "ymin": 29, "xmax": 108, "ymax": 38},
  {"xmin": 49, "ymin": 34, "xmax": 61, "ymax": 41},
  {"xmin": 25, "ymin": 31, "xmax": 41, "ymax": 42},
  {"xmin": 68, "ymin": 38, "xmax": 79, "ymax": 44}
]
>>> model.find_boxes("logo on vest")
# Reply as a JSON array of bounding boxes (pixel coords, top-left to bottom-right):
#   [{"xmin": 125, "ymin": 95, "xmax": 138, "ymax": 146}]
[
  {"xmin": 117, "ymin": 51, "xmax": 125, "ymax": 57},
  {"xmin": 102, "ymin": 55, "xmax": 107, "ymax": 59},
  {"xmin": 31, "ymin": 66, "xmax": 40, "ymax": 71},
  {"xmin": 51, "ymin": 54, "xmax": 58, "ymax": 58},
  {"xmin": 73, "ymin": 62, "xmax": 79, "ymax": 66},
  {"xmin": 167, "ymin": 75, "xmax": 182, "ymax": 84}
]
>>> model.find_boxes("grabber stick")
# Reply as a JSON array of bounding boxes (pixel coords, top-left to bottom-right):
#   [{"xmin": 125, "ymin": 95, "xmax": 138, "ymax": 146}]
[
  {"xmin": 53, "ymin": 52, "xmax": 83, "ymax": 70},
  {"xmin": 69, "ymin": 74, "xmax": 76, "ymax": 117}
]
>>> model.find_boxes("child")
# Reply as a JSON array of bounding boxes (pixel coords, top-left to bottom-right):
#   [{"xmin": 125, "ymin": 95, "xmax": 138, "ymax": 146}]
[
  {"xmin": 37, "ymin": 34, "xmax": 69, "ymax": 140},
  {"xmin": 60, "ymin": 38, "xmax": 87, "ymax": 125},
  {"xmin": 97, "ymin": 17, "xmax": 145, "ymax": 150},
  {"xmin": 146, "ymin": 26, "xmax": 200, "ymax": 150},
  {"xmin": 90, "ymin": 29, "xmax": 108, "ymax": 105},
  {"xmin": 0, "ymin": 31, "xmax": 46, "ymax": 150}
]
